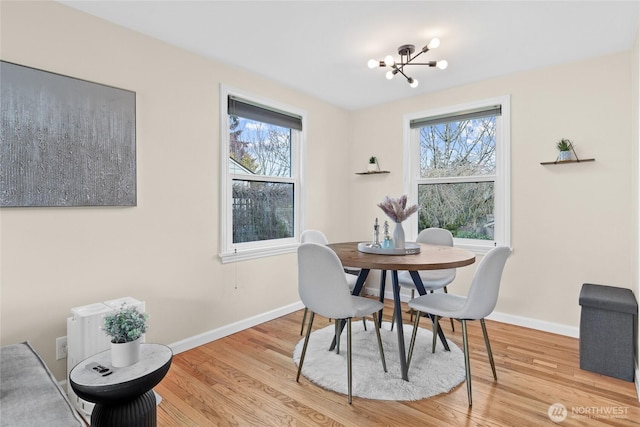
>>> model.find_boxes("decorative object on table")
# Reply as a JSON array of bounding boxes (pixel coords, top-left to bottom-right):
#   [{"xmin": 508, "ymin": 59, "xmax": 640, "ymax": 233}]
[
  {"xmin": 556, "ymin": 138, "xmax": 573, "ymax": 162},
  {"xmin": 382, "ymin": 221, "xmax": 391, "ymax": 249},
  {"xmin": 357, "ymin": 241, "xmax": 421, "ymax": 255},
  {"xmin": 293, "ymin": 321, "xmax": 464, "ymax": 401},
  {"xmin": 367, "ymin": 156, "xmax": 379, "ymax": 172},
  {"xmin": 103, "ymin": 304, "xmax": 149, "ymax": 367},
  {"xmin": 367, "ymin": 38, "xmax": 448, "ymax": 88},
  {"xmin": 372, "ymin": 218, "xmax": 381, "ymax": 247},
  {"xmin": 377, "ymin": 195, "xmax": 418, "ymax": 249}
]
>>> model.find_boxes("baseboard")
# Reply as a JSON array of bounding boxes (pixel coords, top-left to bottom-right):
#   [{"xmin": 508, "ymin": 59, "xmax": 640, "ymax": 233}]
[
  {"xmin": 168, "ymin": 285, "xmax": 583, "ymax": 357},
  {"xmin": 168, "ymin": 301, "xmax": 304, "ymax": 354},
  {"xmin": 485, "ymin": 311, "xmax": 579, "ymax": 338},
  {"xmin": 364, "ymin": 283, "xmax": 580, "ymax": 338}
]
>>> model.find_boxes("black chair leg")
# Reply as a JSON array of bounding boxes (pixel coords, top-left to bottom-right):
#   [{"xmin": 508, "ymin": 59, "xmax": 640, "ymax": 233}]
[
  {"xmin": 461, "ymin": 319, "xmax": 472, "ymax": 406},
  {"xmin": 300, "ymin": 307, "xmax": 308, "ymax": 336},
  {"xmin": 431, "ymin": 315, "xmax": 440, "ymax": 353},
  {"xmin": 296, "ymin": 312, "xmax": 315, "ymax": 382},
  {"xmin": 480, "ymin": 318, "xmax": 497, "ymax": 380},
  {"xmin": 372, "ymin": 313, "xmax": 387, "ymax": 372},
  {"xmin": 443, "ymin": 287, "xmax": 455, "ymax": 332},
  {"xmin": 347, "ymin": 318, "xmax": 353, "ymax": 404},
  {"xmin": 406, "ymin": 310, "xmax": 421, "ymax": 372}
]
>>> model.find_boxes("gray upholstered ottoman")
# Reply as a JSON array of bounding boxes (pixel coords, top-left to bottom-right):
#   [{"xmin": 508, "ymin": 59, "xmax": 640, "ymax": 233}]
[{"xmin": 578, "ymin": 283, "xmax": 637, "ymax": 381}]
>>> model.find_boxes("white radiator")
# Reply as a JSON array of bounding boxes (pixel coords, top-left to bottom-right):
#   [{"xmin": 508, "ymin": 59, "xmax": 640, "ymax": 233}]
[{"xmin": 66, "ymin": 297, "xmax": 145, "ymax": 420}]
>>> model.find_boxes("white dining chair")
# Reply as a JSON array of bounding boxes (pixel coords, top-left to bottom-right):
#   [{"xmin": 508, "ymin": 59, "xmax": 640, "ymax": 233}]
[
  {"xmin": 299, "ymin": 230, "xmax": 360, "ymax": 335},
  {"xmin": 406, "ymin": 245, "xmax": 511, "ymax": 406},
  {"xmin": 394, "ymin": 228, "xmax": 457, "ymax": 330},
  {"xmin": 296, "ymin": 242, "xmax": 387, "ymax": 404}
]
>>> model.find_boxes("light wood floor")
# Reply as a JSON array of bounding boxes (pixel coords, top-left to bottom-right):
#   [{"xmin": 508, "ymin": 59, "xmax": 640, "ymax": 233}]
[{"xmin": 154, "ymin": 299, "xmax": 640, "ymax": 426}]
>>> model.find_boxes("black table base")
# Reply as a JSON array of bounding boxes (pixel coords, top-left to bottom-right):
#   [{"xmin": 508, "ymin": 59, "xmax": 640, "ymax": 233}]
[{"xmin": 91, "ymin": 390, "xmax": 157, "ymax": 427}]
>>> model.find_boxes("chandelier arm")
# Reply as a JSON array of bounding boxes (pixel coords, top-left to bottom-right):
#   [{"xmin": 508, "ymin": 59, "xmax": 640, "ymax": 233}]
[
  {"xmin": 401, "ymin": 62, "xmax": 438, "ymax": 67},
  {"xmin": 393, "ymin": 65, "xmax": 412, "ymax": 82},
  {"xmin": 407, "ymin": 49, "xmax": 425, "ymax": 64}
]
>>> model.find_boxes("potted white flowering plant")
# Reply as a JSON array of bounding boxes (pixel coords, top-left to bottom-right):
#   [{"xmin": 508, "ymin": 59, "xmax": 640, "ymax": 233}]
[{"xmin": 103, "ymin": 304, "xmax": 148, "ymax": 367}]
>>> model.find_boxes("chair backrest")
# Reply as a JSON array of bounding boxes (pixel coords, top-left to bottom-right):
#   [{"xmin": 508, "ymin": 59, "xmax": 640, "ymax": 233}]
[
  {"xmin": 417, "ymin": 228, "xmax": 456, "ymax": 282},
  {"xmin": 416, "ymin": 228, "xmax": 454, "ymax": 246},
  {"xmin": 300, "ymin": 229, "xmax": 329, "ymax": 245},
  {"xmin": 459, "ymin": 246, "xmax": 511, "ymax": 320},
  {"xmin": 297, "ymin": 242, "xmax": 355, "ymax": 319}
]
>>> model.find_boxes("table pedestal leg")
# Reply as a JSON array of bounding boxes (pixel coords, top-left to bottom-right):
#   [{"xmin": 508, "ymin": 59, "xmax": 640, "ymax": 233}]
[
  {"xmin": 391, "ymin": 270, "xmax": 409, "ymax": 381},
  {"xmin": 377, "ymin": 270, "xmax": 387, "ymax": 328},
  {"xmin": 91, "ymin": 389, "xmax": 157, "ymax": 427}
]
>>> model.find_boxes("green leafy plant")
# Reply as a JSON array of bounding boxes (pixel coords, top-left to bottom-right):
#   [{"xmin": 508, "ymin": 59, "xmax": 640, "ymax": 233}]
[
  {"xmin": 103, "ymin": 304, "xmax": 148, "ymax": 343},
  {"xmin": 556, "ymin": 138, "xmax": 573, "ymax": 152},
  {"xmin": 369, "ymin": 156, "xmax": 377, "ymax": 164}
]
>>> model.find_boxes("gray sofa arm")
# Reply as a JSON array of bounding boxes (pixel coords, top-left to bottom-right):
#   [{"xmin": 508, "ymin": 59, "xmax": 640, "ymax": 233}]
[{"xmin": 1, "ymin": 341, "xmax": 84, "ymax": 427}]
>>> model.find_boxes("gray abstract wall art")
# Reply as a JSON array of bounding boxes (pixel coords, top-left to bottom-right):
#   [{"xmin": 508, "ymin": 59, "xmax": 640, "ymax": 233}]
[{"xmin": 0, "ymin": 61, "xmax": 136, "ymax": 207}]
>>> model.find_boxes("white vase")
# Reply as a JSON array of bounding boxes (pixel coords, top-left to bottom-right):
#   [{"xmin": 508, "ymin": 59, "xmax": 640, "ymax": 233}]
[
  {"xmin": 393, "ymin": 222, "xmax": 405, "ymax": 249},
  {"xmin": 110, "ymin": 338, "xmax": 141, "ymax": 367}
]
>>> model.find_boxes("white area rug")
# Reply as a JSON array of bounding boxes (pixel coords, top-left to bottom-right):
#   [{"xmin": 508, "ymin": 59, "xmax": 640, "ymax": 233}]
[{"xmin": 293, "ymin": 320, "xmax": 465, "ymax": 401}]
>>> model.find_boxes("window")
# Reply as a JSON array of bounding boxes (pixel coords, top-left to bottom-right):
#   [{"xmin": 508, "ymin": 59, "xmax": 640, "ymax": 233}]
[
  {"xmin": 219, "ymin": 86, "xmax": 305, "ymax": 262},
  {"xmin": 403, "ymin": 96, "xmax": 510, "ymax": 253}
]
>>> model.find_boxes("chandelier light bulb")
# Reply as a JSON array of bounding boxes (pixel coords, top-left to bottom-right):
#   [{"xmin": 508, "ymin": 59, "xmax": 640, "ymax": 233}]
[
  {"xmin": 427, "ymin": 38, "xmax": 441, "ymax": 50},
  {"xmin": 436, "ymin": 60, "xmax": 448, "ymax": 70},
  {"xmin": 367, "ymin": 59, "xmax": 379, "ymax": 69},
  {"xmin": 409, "ymin": 78, "xmax": 419, "ymax": 88},
  {"xmin": 384, "ymin": 55, "xmax": 395, "ymax": 67},
  {"xmin": 385, "ymin": 70, "xmax": 395, "ymax": 80}
]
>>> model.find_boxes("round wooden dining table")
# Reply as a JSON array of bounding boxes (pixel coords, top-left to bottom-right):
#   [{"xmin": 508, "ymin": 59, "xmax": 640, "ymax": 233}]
[{"xmin": 327, "ymin": 241, "xmax": 475, "ymax": 381}]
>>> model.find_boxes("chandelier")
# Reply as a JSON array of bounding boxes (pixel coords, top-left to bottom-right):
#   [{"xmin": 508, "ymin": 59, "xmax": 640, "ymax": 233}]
[{"xmin": 367, "ymin": 38, "xmax": 448, "ymax": 88}]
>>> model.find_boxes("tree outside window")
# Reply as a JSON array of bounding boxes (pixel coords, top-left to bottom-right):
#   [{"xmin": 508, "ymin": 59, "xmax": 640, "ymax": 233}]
[
  {"xmin": 406, "ymin": 96, "xmax": 510, "ymax": 253},
  {"xmin": 417, "ymin": 116, "xmax": 496, "ymax": 240},
  {"xmin": 229, "ymin": 116, "xmax": 295, "ymax": 244}
]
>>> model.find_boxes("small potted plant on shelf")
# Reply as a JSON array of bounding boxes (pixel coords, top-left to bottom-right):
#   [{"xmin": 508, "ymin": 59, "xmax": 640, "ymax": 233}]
[
  {"xmin": 103, "ymin": 303, "xmax": 148, "ymax": 367},
  {"xmin": 556, "ymin": 138, "xmax": 573, "ymax": 162},
  {"xmin": 368, "ymin": 156, "xmax": 378, "ymax": 172}
]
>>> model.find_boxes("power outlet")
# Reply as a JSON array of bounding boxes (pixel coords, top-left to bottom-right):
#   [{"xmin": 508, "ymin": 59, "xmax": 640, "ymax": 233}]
[{"xmin": 56, "ymin": 336, "xmax": 67, "ymax": 360}]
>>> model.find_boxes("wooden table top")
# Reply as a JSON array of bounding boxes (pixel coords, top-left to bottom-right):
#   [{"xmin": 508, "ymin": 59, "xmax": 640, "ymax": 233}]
[{"xmin": 327, "ymin": 241, "xmax": 475, "ymax": 271}]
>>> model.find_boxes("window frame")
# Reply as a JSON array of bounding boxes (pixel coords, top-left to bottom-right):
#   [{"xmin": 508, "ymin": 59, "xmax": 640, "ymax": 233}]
[
  {"xmin": 402, "ymin": 95, "xmax": 511, "ymax": 254},
  {"xmin": 219, "ymin": 84, "xmax": 306, "ymax": 263}
]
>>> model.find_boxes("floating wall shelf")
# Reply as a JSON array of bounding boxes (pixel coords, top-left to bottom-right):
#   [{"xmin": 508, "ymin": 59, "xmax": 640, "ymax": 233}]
[
  {"xmin": 356, "ymin": 171, "xmax": 390, "ymax": 175},
  {"xmin": 540, "ymin": 158, "xmax": 595, "ymax": 165}
]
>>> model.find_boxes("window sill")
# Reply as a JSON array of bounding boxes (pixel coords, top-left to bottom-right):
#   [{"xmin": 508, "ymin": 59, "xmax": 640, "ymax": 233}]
[
  {"xmin": 455, "ymin": 240, "xmax": 506, "ymax": 256},
  {"xmin": 219, "ymin": 243, "xmax": 298, "ymax": 263}
]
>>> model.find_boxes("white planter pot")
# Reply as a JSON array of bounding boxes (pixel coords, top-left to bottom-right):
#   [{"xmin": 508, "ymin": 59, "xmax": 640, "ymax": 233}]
[
  {"xmin": 558, "ymin": 150, "xmax": 571, "ymax": 161},
  {"xmin": 110, "ymin": 338, "xmax": 141, "ymax": 367},
  {"xmin": 367, "ymin": 163, "xmax": 377, "ymax": 172}
]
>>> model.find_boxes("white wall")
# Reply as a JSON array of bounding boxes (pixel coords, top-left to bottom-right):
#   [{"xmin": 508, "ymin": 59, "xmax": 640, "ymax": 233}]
[
  {"xmin": 633, "ymin": 19, "xmax": 640, "ymax": 397},
  {"xmin": 349, "ymin": 52, "xmax": 635, "ymax": 334},
  {"xmin": 0, "ymin": 0, "xmax": 351, "ymax": 380}
]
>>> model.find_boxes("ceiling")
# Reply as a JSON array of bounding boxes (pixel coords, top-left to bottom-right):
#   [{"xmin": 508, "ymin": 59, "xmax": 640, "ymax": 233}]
[{"xmin": 59, "ymin": 1, "xmax": 639, "ymax": 111}]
